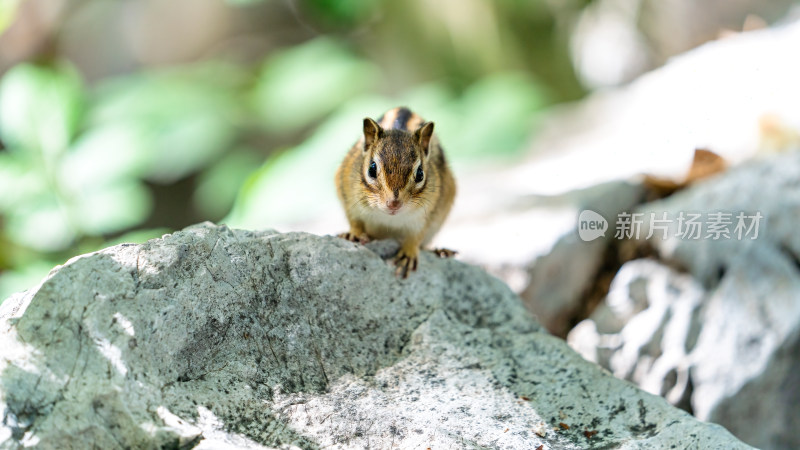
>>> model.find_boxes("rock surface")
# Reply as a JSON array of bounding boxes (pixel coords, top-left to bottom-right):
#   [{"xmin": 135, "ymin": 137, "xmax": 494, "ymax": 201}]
[
  {"xmin": 568, "ymin": 152, "xmax": 800, "ymax": 449},
  {"xmin": 520, "ymin": 180, "xmax": 644, "ymax": 337},
  {"xmin": 0, "ymin": 223, "xmax": 749, "ymax": 449}
]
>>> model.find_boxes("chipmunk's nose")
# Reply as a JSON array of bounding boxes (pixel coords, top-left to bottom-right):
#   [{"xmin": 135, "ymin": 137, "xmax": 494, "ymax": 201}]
[{"xmin": 386, "ymin": 199, "xmax": 401, "ymax": 211}]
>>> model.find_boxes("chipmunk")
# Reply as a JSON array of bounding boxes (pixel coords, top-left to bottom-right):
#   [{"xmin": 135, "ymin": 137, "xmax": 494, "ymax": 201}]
[{"xmin": 335, "ymin": 107, "xmax": 457, "ymax": 278}]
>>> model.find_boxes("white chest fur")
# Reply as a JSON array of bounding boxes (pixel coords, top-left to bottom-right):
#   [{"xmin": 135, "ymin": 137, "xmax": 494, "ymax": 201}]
[{"xmin": 357, "ymin": 205, "xmax": 427, "ymax": 240}]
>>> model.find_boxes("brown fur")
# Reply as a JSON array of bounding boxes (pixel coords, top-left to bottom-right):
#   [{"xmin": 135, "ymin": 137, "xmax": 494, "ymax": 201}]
[{"xmin": 335, "ymin": 107, "xmax": 456, "ymax": 277}]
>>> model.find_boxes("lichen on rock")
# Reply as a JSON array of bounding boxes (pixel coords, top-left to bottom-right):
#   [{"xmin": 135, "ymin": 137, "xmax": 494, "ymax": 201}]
[{"xmin": 0, "ymin": 223, "xmax": 750, "ymax": 449}]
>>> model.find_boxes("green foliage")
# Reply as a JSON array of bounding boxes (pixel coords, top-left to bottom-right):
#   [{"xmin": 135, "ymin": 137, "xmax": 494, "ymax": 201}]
[
  {"xmin": 302, "ymin": 0, "xmax": 377, "ymax": 27},
  {"xmin": 0, "ymin": 63, "xmax": 251, "ymax": 300},
  {"xmin": 442, "ymin": 72, "xmax": 549, "ymax": 160},
  {"xmin": 0, "ymin": 0, "xmax": 21, "ymax": 34},
  {"xmin": 0, "ymin": 63, "xmax": 82, "ymax": 155},
  {"xmin": 0, "ymin": 260, "xmax": 55, "ymax": 301},
  {"xmin": 253, "ymin": 38, "xmax": 378, "ymax": 134},
  {"xmin": 227, "ymin": 98, "xmax": 392, "ymax": 228},
  {"xmin": 0, "ymin": 64, "xmax": 87, "ymax": 251},
  {"xmin": 224, "ymin": 0, "xmax": 265, "ymax": 5},
  {"xmin": 90, "ymin": 64, "xmax": 247, "ymax": 183},
  {"xmin": 194, "ymin": 148, "xmax": 263, "ymax": 219},
  {"xmin": 0, "ymin": 0, "xmax": 586, "ymax": 302},
  {"xmin": 226, "ymin": 72, "xmax": 548, "ymax": 229}
]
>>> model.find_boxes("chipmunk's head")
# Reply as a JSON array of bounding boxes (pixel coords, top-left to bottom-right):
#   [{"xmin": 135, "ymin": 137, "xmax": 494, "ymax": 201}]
[{"xmin": 360, "ymin": 117, "xmax": 433, "ymax": 216}]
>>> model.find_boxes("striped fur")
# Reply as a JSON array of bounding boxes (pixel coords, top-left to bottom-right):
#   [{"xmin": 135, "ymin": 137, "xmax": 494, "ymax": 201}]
[{"xmin": 334, "ymin": 107, "xmax": 457, "ymax": 275}]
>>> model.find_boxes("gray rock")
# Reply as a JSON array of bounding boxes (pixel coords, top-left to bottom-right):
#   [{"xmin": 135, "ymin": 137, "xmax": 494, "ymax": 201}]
[
  {"xmin": 568, "ymin": 152, "xmax": 800, "ymax": 449},
  {"xmin": 0, "ymin": 223, "xmax": 750, "ymax": 449},
  {"xmin": 440, "ymin": 20, "xmax": 800, "ymax": 337},
  {"xmin": 568, "ymin": 259, "xmax": 706, "ymax": 413},
  {"xmin": 520, "ymin": 180, "xmax": 644, "ymax": 337}
]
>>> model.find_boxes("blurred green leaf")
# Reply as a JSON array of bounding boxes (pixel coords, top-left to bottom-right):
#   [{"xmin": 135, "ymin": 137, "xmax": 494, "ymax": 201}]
[
  {"xmin": 144, "ymin": 113, "xmax": 236, "ymax": 182},
  {"xmin": 0, "ymin": 0, "xmax": 22, "ymax": 35},
  {"xmin": 58, "ymin": 124, "xmax": 150, "ymax": 193},
  {"xmin": 396, "ymin": 83, "xmax": 457, "ymax": 117},
  {"xmin": 0, "ymin": 63, "xmax": 83, "ymax": 162},
  {"xmin": 227, "ymin": 97, "xmax": 391, "ymax": 228},
  {"xmin": 194, "ymin": 149, "xmax": 263, "ymax": 219},
  {"xmin": 0, "ymin": 64, "xmax": 86, "ymax": 253},
  {"xmin": 225, "ymin": 0, "xmax": 265, "ymax": 4},
  {"xmin": 90, "ymin": 64, "xmax": 245, "ymax": 183},
  {"xmin": 91, "ymin": 63, "xmax": 246, "ymax": 124},
  {"xmin": 0, "ymin": 260, "xmax": 57, "ymax": 303},
  {"xmin": 253, "ymin": 38, "xmax": 378, "ymax": 134},
  {"xmin": 6, "ymin": 194, "xmax": 75, "ymax": 252},
  {"xmin": 0, "ymin": 152, "xmax": 46, "ymax": 212},
  {"xmin": 303, "ymin": 0, "xmax": 376, "ymax": 26},
  {"xmin": 440, "ymin": 72, "xmax": 549, "ymax": 164},
  {"xmin": 72, "ymin": 180, "xmax": 151, "ymax": 235}
]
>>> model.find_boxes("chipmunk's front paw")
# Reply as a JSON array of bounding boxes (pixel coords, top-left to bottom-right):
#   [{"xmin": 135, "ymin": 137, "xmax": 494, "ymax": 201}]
[
  {"xmin": 431, "ymin": 248, "xmax": 457, "ymax": 258},
  {"xmin": 393, "ymin": 248, "xmax": 419, "ymax": 279},
  {"xmin": 338, "ymin": 231, "xmax": 370, "ymax": 244}
]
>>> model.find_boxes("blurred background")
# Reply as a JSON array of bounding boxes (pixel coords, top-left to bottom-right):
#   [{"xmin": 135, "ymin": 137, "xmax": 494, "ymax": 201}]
[
  {"xmin": 1, "ymin": 0, "xmax": 797, "ymax": 300},
  {"xmin": 0, "ymin": 0, "xmax": 576, "ymax": 298},
  {"xmin": 3, "ymin": 1, "xmax": 800, "ymax": 448}
]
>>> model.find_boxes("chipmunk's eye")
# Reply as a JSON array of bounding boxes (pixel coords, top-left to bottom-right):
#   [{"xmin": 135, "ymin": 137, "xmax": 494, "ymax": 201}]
[
  {"xmin": 415, "ymin": 166, "xmax": 424, "ymax": 183},
  {"xmin": 368, "ymin": 160, "xmax": 377, "ymax": 178}
]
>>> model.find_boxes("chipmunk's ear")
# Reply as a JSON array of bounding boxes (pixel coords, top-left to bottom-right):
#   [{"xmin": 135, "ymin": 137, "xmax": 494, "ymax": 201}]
[
  {"xmin": 414, "ymin": 121, "xmax": 434, "ymax": 156},
  {"xmin": 363, "ymin": 118, "xmax": 383, "ymax": 151}
]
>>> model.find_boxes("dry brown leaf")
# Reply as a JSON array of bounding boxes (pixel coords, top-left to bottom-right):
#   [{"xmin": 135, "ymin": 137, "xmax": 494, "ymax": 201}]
[{"xmin": 643, "ymin": 148, "xmax": 727, "ymax": 198}]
